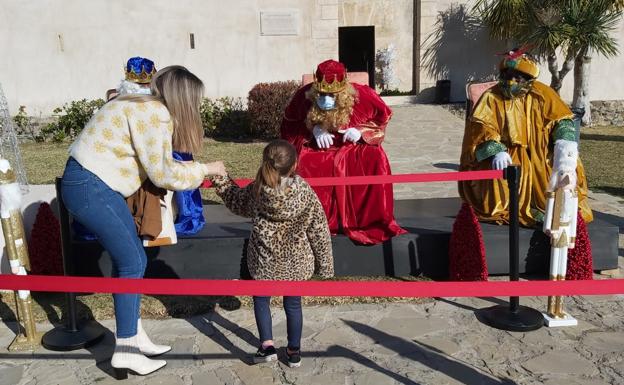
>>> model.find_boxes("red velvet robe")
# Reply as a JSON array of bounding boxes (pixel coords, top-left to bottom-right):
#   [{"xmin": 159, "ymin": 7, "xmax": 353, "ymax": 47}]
[{"xmin": 281, "ymin": 83, "xmax": 406, "ymax": 245}]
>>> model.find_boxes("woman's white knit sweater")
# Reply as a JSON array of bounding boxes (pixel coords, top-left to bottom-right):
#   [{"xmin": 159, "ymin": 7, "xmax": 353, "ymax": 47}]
[{"xmin": 70, "ymin": 99, "xmax": 206, "ymax": 197}]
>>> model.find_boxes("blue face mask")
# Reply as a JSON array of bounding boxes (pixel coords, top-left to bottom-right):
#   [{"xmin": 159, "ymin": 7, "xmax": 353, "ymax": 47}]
[{"xmin": 316, "ymin": 95, "xmax": 336, "ymax": 110}]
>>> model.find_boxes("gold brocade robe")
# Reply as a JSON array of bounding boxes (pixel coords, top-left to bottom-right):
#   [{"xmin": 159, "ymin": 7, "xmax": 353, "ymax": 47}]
[{"xmin": 459, "ymin": 81, "xmax": 593, "ymax": 226}]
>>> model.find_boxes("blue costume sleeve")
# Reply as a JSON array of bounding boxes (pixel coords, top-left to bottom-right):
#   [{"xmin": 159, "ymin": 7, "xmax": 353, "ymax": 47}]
[{"xmin": 172, "ymin": 152, "xmax": 206, "ymax": 235}]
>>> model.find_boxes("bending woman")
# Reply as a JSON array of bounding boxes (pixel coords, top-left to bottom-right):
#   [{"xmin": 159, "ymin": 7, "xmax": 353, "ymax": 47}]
[{"xmin": 61, "ymin": 66, "xmax": 224, "ymax": 379}]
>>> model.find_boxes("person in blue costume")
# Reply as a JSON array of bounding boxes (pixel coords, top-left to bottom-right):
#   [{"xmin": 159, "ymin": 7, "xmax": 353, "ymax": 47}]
[
  {"xmin": 171, "ymin": 152, "xmax": 205, "ymax": 235},
  {"xmin": 118, "ymin": 57, "xmax": 205, "ymax": 236}
]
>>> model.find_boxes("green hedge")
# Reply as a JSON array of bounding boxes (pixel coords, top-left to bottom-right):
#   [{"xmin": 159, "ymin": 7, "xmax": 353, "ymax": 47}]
[
  {"xmin": 200, "ymin": 97, "xmax": 250, "ymax": 138},
  {"xmin": 17, "ymin": 80, "xmax": 302, "ymax": 142},
  {"xmin": 44, "ymin": 99, "xmax": 105, "ymax": 142}
]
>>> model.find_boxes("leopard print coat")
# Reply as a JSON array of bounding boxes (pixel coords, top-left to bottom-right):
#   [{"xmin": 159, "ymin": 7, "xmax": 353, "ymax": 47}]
[{"xmin": 212, "ymin": 174, "xmax": 334, "ymax": 281}]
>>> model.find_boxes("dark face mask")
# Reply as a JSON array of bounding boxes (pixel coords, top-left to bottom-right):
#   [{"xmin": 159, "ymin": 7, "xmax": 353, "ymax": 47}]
[
  {"xmin": 499, "ymin": 69, "xmax": 534, "ymax": 99},
  {"xmin": 499, "ymin": 79, "xmax": 533, "ymax": 99}
]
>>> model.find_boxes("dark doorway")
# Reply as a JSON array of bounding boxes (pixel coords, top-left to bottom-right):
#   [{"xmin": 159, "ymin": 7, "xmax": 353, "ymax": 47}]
[{"xmin": 339, "ymin": 26, "xmax": 375, "ymax": 88}]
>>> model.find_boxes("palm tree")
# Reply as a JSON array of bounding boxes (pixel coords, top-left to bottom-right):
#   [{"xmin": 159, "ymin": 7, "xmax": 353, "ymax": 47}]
[{"xmin": 473, "ymin": 0, "xmax": 622, "ymax": 125}]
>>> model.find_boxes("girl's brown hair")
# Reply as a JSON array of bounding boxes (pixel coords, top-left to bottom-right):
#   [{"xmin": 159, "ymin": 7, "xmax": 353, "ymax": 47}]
[
  {"xmin": 117, "ymin": 65, "xmax": 204, "ymax": 154},
  {"xmin": 253, "ymin": 139, "xmax": 298, "ymax": 197}
]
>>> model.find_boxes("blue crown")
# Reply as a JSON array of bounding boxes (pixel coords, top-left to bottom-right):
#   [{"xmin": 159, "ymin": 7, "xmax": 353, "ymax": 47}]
[{"xmin": 125, "ymin": 57, "xmax": 156, "ymax": 84}]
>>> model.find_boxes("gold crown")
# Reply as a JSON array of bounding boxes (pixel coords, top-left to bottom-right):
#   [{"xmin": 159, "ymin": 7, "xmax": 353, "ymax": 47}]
[
  {"xmin": 313, "ymin": 73, "xmax": 348, "ymax": 94},
  {"xmin": 500, "ymin": 55, "xmax": 540, "ymax": 79},
  {"xmin": 0, "ymin": 168, "xmax": 16, "ymax": 185},
  {"xmin": 125, "ymin": 67, "xmax": 156, "ymax": 84}
]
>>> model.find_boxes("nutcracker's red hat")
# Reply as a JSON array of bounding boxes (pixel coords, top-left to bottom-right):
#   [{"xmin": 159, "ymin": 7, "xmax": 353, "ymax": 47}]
[{"xmin": 313, "ymin": 60, "xmax": 348, "ymax": 93}]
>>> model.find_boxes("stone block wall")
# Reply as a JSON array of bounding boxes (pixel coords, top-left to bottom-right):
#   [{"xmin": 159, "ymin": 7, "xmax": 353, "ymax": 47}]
[{"xmin": 591, "ymin": 100, "xmax": 624, "ymax": 126}]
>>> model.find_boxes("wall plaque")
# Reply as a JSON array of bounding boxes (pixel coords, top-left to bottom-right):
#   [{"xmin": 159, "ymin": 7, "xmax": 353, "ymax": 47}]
[{"xmin": 260, "ymin": 11, "xmax": 299, "ymax": 36}]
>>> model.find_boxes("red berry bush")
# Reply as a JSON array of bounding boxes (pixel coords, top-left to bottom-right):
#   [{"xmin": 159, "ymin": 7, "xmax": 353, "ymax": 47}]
[
  {"xmin": 248, "ymin": 81, "xmax": 300, "ymax": 139},
  {"xmin": 28, "ymin": 202, "xmax": 63, "ymax": 275}
]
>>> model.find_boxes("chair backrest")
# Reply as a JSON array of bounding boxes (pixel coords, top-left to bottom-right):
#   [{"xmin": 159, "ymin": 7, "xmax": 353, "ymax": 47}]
[
  {"xmin": 465, "ymin": 81, "xmax": 497, "ymax": 120},
  {"xmin": 301, "ymin": 71, "xmax": 369, "ymax": 87}
]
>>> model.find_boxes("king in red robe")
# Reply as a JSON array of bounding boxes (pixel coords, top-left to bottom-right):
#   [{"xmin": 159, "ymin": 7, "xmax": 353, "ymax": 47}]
[{"xmin": 281, "ymin": 60, "xmax": 406, "ymax": 245}]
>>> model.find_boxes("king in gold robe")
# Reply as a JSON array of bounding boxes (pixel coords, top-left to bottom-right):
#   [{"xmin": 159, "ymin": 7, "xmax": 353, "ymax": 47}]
[
  {"xmin": 459, "ymin": 81, "xmax": 593, "ymax": 226},
  {"xmin": 449, "ymin": 50, "xmax": 593, "ymax": 281}
]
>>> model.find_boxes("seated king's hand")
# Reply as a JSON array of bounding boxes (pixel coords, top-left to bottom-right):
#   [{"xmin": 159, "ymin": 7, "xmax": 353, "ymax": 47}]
[
  {"xmin": 313, "ymin": 125, "xmax": 335, "ymax": 149},
  {"xmin": 341, "ymin": 127, "xmax": 362, "ymax": 143},
  {"xmin": 491, "ymin": 151, "xmax": 512, "ymax": 170}
]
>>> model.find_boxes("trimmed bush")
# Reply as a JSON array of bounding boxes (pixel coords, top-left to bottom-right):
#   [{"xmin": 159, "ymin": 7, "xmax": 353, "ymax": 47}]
[
  {"xmin": 247, "ymin": 81, "xmax": 300, "ymax": 139},
  {"xmin": 43, "ymin": 98, "xmax": 105, "ymax": 142},
  {"xmin": 13, "ymin": 106, "xmax": 41, "ymax": 142},
  {"xmin": 200, "ymin": 97, "xmax": 250, "ymax": 138}
]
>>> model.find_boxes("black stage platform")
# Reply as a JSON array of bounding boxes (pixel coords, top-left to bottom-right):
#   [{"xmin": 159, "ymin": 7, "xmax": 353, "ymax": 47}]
[{"xmin": 71, "ymin": 198, "xmax": 619, "ymax": 280}]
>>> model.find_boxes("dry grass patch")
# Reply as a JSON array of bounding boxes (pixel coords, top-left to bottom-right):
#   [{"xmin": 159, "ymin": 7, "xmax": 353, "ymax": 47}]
[{"xmin": 580, "ymin": 126, "xmax": 624, "ymax": 198}]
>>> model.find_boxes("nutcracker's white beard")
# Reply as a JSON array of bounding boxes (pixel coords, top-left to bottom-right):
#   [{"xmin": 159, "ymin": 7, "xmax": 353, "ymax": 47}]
[
  {"xmin": 117, "ymin": 80, "xmax": 152, "ymax": 96},
  {"xmin": 550, "ymin": 140, "xmax": 578, "ymax": 190}
]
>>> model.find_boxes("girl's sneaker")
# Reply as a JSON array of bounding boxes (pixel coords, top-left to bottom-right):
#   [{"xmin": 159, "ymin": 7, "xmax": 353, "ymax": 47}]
[
  {"xmin": 253, "ymin": 345, "xmax": 277, "ymax": 363},
  {"xmin": 287, "ymin": 350, "xmax": 301, "ymax": 368}
]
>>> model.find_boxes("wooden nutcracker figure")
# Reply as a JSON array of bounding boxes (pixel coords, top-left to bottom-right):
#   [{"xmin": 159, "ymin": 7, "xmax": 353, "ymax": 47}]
[
  {"xmin": 0, "ymin": 159, "xmax": 42, "ymax": 349},
  {"xmin": 543, "ymin": 140, "xmax": 580, "ymax": 327}
]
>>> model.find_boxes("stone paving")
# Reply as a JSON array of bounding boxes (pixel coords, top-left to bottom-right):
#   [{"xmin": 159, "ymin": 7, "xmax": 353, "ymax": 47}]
[
  {"xmin": 385, "ymin": 104, "xmax": 463, "ymax": 201},
  {"xmin": 0, "ymin": 104, "xmax": 623, "ymax": 384}
]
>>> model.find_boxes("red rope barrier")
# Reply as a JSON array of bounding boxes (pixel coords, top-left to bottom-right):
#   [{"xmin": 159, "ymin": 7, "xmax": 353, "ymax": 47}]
[
  {"xmin": 200, "ymin": 170, "xmax": 504, "ymax": 188},
  {"xmin": 1, "ymin": 275, "xmax": 622, "ymax": 297}
]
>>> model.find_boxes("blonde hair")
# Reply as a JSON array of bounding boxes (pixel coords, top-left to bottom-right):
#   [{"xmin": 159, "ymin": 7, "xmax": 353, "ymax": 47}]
[
  {"xmin": 253, "ymin": 140, "xmax": 298, "ymax": 198},
  {"xmin": 117, "ymin": 65, "xmax": 204, "ymax": 154},
  {"xmin": 305, "ymin": 84, "xmax": 357, "ymax": 132}
]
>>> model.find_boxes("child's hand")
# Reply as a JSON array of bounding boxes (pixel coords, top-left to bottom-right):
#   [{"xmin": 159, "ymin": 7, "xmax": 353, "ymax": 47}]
[{"xmin": 204, "ymin": 161, "xmax": 227, "ymax": 177}]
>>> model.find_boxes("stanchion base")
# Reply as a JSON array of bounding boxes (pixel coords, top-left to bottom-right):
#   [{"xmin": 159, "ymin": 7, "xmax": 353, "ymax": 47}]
[
  {"xmin": 8, "ymin": 332, "xmax": 43, "ymax": 351},
  {"xmin": 543, "ymin": 313, "xmax": 578, "ymax": 327},
  {"xmin": 478, "ymin": 305, "xmax": 544, "ymax": 332},
  {"xmin": 42, "ymin": 321, "xmax": 106, "ymax": 351}
]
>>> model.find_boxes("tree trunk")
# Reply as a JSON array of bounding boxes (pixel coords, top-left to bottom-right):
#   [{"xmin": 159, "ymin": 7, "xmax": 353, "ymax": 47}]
[
  {"xmin": 548, "ymin": 49, "xmax": 574, "ymax": 94},
  {"xmin": 572, "ymin": 50, "xmax": 592, "ymax": 126},
  {"xmin": 548, "ymin": 53, "xmax": 561, "ymax": 92}
]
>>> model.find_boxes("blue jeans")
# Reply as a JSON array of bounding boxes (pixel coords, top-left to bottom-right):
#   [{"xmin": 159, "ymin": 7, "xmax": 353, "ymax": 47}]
[
  {"xmin": 253, "ymin": 296, "xmax": 302, "ymax": 351},
  {"xmin": 61, "ymin": 157, "xmax": 147, "ymax": 338}
]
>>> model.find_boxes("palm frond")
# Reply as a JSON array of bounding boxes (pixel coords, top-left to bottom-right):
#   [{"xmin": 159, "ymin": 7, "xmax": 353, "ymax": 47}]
[
  {"xmin": 521, "ymin": 2, "xmax": 574, "ymax": 57},
  {"xmin": 472, "ymin": 0, "xmax": 533, "ymax": 40},
  {"xmin": 565, "ymin": 0, "xmax": 621, "ymax": 57}
]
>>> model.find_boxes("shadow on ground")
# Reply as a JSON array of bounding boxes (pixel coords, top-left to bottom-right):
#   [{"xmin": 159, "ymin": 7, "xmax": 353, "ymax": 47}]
[{"xmin": 342, "ymin": 319, "xmax": 517, "ymax": 384}]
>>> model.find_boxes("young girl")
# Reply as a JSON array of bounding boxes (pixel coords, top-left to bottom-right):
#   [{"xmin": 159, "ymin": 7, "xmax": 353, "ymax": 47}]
[{"xmin": 211, "ymin": 139, "xmax": 334, "ymax": 368}]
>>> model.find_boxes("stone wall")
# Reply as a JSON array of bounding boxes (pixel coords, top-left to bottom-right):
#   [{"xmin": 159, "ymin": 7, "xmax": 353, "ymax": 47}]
[
  {"xmin": 1, "ymin": 0, "xmax": 623, "ymax": 114},
  {"xmin": 591, "ymin": 100, "xmax": 624, "ymax": 127}
]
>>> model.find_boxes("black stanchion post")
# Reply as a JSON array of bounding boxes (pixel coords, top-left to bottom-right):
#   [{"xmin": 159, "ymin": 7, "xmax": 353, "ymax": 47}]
[
  {"xmin": 41, "ymin": 178, "xmax": 105, "ymax": 351},
  {"xmin": 478, "ymin": 165, "xmax": 543, "ymax": 332}
]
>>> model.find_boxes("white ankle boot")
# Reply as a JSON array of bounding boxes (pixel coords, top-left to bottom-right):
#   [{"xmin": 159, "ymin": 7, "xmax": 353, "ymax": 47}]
[
  {"xmin": 137, "ymin": 318, "xmax": 172, "ymax": 356},
  {"xmin": 111, "ymin": 335, "xmax": 166, "ymax": 379}
]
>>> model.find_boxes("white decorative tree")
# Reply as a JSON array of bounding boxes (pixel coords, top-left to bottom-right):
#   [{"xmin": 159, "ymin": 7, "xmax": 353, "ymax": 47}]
[
  {"xmin": 0, "ymin": 83, "xmax": 28, "ymax": 193},
  {"xmin": 375, "ymin": 44, "xmax": 399, "ymax": 91}
]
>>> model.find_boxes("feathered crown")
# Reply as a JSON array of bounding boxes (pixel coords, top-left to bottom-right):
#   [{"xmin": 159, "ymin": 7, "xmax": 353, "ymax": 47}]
[
  {"xmin": 124, "ymin": 57, "xmax": 156, "ymax": 84},
  {"xmin": 499, "ymin": 46, "xmax": 540, "ymax": 79},
  {"xmin": 313, "ymin": 60, "xmax": 348, "ymax": 93}
]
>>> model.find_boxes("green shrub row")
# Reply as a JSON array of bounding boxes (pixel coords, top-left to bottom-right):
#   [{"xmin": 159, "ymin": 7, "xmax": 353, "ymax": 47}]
[{"xmin": 15, "ymin": 81, "xmax": 301, "ymax": 142}]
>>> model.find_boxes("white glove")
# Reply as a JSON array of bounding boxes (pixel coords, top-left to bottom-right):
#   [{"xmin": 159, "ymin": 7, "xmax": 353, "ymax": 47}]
[
  {"xmin": 491, "ymin": 151, "xmax": 512, "ymax": 170},
  {"xmin": 312, "ymin": 125, "xmax": 334, "ymax": 149},
  {"xmin": 341, "ymin": 127, "xmax": 362, "ymax": 143}
]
